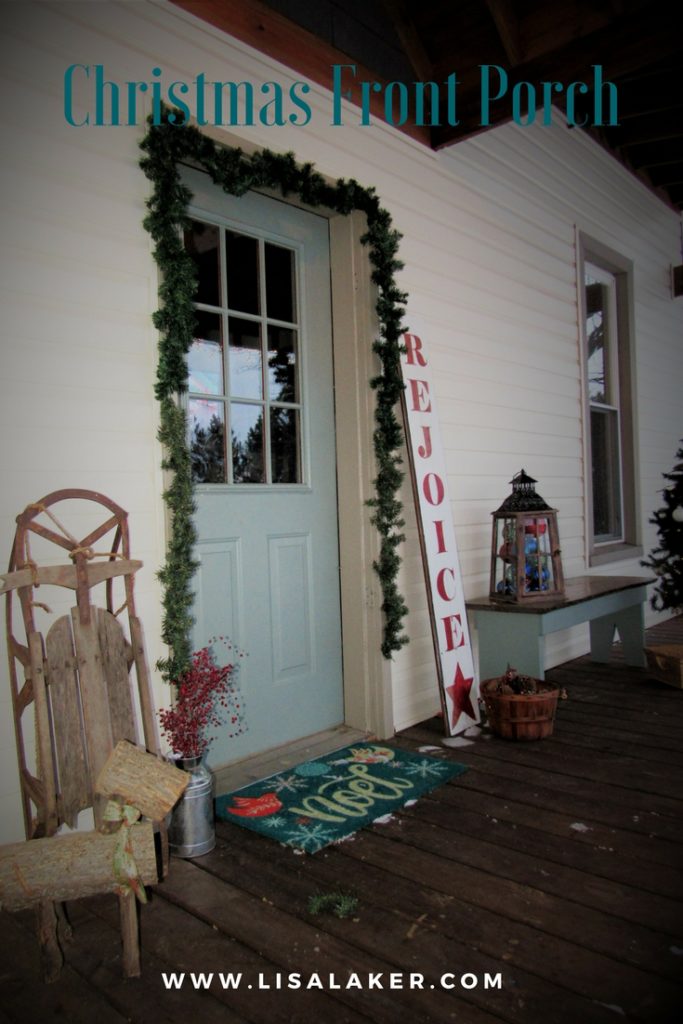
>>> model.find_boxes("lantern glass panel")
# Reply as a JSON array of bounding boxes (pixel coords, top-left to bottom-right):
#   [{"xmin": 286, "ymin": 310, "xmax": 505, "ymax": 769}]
[
  {"xmin": 522, "ymin": 516, "xmax": 554, "ymax": 594},
  {"xmin": 493, "ymin": 515, "xmax": 517, "ymax": 597}
]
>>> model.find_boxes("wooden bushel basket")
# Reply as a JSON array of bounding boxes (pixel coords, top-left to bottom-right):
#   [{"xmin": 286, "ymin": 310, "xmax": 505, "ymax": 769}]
[
  {"xmin": 480, "ymin": 679, "xmax": 560, "ymax": 740},
  {"xmin": 644, "ymin": 644, "xmax": 683, "ymax": 689}
]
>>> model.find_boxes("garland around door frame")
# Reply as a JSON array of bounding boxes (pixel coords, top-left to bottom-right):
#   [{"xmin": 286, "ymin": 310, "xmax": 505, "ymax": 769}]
[{"xmin": 139, "ymin": 110, "xmax": 409, "ymax": 682}]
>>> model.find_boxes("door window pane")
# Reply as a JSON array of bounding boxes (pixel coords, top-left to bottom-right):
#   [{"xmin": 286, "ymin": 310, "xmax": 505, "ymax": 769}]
[
  {"xmin": 265, "ymin": 243, "xmax": 296, "ymax": 322},
  {"xmin": 189, "ymin": 399, "xmax": 226, "ymax": 483},
  {"xmin": 184, "ymin": 220, "xmax": 220, "ymax": 307},
  {"xmin": 232, "ymin": 403, "xmax": 265, "ymax": 483},
  {"xmin": 185, "ymin": 219, "xmax": 304, "ymax": 486},
  {"xmin": 271, "ymin": 408, "xmax": 301, "ymax": 483},
  {"xmin": 188, "ymin": 312, "xmax": 223, "ymax": 395},
  {"xmin": 226, "ymin": 231, "xmax": 260, "ymax": 315},
  {"xmin": 267, "ymin": 326, "xmax": 297, "ymax": 402},
  {"xmin": 229, "ymin": 318, "xmax": 262, "ymax": 399}
]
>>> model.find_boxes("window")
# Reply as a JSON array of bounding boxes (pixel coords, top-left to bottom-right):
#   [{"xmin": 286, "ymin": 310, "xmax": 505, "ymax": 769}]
[
  {"xmin": 183, "ymin": 218, "xmax": 302, "ymax": 485},
  {"xmin": 579, "ymin": 237, "xmax": 640, "ymax": 563}
]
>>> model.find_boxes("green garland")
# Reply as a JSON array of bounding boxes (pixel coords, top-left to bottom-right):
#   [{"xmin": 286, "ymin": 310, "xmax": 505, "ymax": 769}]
[{"xmin": 139, "ymin": 110, "xmax": 409, "ymax": 679}]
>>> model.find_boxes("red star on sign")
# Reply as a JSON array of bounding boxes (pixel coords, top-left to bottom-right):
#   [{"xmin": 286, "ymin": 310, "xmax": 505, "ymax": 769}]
[{"xmin": 445, "ymin": 662, "xmax": 476, "ymax": 730}]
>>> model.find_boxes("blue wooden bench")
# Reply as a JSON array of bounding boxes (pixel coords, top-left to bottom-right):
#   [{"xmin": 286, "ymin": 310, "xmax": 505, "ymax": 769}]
[{"xmin": 466, "ymin": 575, "xmax": 653, "ymax": 681}]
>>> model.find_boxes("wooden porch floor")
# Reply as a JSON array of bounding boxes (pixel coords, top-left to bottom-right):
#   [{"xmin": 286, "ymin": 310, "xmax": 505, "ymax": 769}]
[{"xmin": 2, "ymin": 619, "xmax": 682, "ymax": 1024}]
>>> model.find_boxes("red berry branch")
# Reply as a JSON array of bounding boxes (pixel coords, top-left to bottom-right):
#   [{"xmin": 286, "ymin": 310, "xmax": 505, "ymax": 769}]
[{"xmin": 158, "ymin": 638, "xmax": 246, "ymax": 758}]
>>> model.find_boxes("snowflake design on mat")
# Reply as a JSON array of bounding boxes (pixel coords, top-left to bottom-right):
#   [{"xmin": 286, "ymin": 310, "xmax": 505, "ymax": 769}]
[
  {"xmin": 261, "ymin": 815, "xmax": 288, "ymax": 829},
  {"xmin": 285, "ymin": 822, "xmax": 337, "ymax": 852},
  {"xmin": 269, "ymin": 774, "xmax": 310, "ymax": 794},
  {"xmin": 402, "ymin": 758, "xmax": 452, "ymax": 780}
]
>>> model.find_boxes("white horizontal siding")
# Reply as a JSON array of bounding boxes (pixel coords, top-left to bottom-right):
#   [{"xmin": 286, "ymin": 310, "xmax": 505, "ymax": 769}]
[{"xmin": 1, "ymin": 0, "xmax": 681, "ymax": 836}]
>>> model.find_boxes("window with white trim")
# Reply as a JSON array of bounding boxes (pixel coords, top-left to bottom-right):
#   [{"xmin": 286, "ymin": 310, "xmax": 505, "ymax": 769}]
[{"xmin": 579, "ymin": 238, "xmax": 640, "ymax": 564}]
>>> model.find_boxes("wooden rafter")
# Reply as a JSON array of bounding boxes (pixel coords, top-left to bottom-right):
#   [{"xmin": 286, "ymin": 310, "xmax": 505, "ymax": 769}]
[
  {"xmin": 381, "ymin": 0, "xmax": 435, "ymax": 82},
  {"xmin": 484, "ymin": 0, "xmax": 523, "ymax": 66}
]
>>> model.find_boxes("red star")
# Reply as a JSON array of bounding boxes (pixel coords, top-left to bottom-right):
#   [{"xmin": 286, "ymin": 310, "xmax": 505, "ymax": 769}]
[{"xmin": 445, "ymin": 663, "xmax": 476, "ymax": 730}]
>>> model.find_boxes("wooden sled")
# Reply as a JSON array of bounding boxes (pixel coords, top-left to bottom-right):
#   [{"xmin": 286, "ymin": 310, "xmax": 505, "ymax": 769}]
[{"xmin": 1, "ymin": 489, "xmax": 168, "ymax": 980}]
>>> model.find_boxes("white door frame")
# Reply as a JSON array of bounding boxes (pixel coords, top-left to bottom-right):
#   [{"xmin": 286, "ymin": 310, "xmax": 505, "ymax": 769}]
[{"xmin": 329, "ymin": 211, "xmax": 394, "ymax": 739}]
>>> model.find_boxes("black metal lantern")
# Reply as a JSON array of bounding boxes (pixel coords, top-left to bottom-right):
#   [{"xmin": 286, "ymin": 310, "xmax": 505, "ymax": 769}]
[{"xmin": 490, "ymin": 470, "xmax": 565, "ymax": 603}]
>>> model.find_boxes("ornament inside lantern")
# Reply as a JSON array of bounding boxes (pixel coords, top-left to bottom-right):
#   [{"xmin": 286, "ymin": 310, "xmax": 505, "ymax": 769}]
[{"xmin": 490, "ymin": 470, "xmax": 565, "ymax": 603}]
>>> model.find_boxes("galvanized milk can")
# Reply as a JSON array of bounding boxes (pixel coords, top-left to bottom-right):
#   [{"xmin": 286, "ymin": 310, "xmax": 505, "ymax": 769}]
[{"xmin": 168, "ymin": 755, "xmax": 215, "ymax": 858}]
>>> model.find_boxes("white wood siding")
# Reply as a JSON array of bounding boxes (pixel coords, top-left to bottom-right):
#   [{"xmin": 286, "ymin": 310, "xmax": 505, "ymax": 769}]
[{"xmin": 1, "ymin": 1, "xmax": 681, "ymax": 838}]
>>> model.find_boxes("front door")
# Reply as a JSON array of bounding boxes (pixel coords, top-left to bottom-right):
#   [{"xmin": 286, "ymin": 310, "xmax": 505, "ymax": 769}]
[{"xmin": 182, "ymin": 169, "xmax": 344, "ymax": 767}]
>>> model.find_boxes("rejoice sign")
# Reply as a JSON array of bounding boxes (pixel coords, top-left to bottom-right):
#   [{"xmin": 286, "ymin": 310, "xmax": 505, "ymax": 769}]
[{"xmin": 401, "ymin": 331, "xmax": 478, "ymax": 734}]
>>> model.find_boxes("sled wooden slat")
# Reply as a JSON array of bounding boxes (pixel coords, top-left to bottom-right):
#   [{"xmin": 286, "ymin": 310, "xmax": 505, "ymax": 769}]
[
  {"xmin": 96, "ymin": 610, "xmax": 137, "ymax": 747},
  {"xmin": 45, "ymin": 616, "xmax": 89, "ymax": 829}
]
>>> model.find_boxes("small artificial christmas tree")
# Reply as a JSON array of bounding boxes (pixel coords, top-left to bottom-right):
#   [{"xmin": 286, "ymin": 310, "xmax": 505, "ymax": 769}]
[{"xmin": 642, "ymin": 440, "xmax": 683, "ymax": 613}]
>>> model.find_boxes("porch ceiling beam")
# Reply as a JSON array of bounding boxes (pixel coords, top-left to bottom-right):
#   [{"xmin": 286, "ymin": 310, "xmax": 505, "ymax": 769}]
[{"xmin": 169, "ymin": 0, "xmax": 432, "ymax": 145}]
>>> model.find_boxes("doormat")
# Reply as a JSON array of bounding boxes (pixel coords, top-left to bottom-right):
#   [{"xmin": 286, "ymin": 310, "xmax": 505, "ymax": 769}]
[{"xmin": 215, "ymin": 743, "xmax": 467, "ymax": 853}]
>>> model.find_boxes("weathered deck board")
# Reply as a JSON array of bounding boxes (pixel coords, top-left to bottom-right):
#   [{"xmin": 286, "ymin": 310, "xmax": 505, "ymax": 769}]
[
  {"xmin": 211, "ymin": 823, "xmax": 677, "ymax": 1021},
  {"xmin": 203, "ymin": 827, "xmax": 632, "ymax": 1024},
  {"xmin": 0, "ymin": 911, "xmax": 129, "ymax": 1024},
  {"xmin": 0, "ymin": 617, "xmax": 682, "ymax": 1023},
  {"xmin": 433, "ymin": 784, "xmax": 683, "ymax": 899},
  {"xmin": 79, "ymin": 892, "xmax": 367, "ymax": 1024}
]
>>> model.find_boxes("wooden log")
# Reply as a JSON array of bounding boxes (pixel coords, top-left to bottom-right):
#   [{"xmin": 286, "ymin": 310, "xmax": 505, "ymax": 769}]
[
  {"xmin": 95, "ymin": 740, "xmax": 188, "ymax": 822},
  {"xmin": 0, "ymin": 823, "xmax": 158, "ymax": 912}
]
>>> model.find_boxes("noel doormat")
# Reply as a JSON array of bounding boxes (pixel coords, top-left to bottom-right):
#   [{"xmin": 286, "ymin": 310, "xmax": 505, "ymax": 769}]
[{"xmin": 215, "ymin": 743, "xmax": 467, "ymax": 853}]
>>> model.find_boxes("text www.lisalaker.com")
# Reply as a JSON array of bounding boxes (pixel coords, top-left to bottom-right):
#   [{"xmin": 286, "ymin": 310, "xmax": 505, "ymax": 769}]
[{"xmin": 161, "ymin": 971, "xmax": 503, "ymax": 992}]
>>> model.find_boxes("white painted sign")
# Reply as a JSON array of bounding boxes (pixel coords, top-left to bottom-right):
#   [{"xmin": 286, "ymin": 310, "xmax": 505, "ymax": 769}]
[{"xmin": 400, "ymin": 329, "xmax": 479, "ymax": 735}]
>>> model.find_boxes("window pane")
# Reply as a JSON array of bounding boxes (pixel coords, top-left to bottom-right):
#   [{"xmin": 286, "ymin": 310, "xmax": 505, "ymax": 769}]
[
  {"xmin": 188, "ymin": 312, "xmax": 223, "ymax": 395},
  {"xmin": 267, "ymin": 326, "xmax": 297, "ymax": 402},
  {"xmin": 271, "ymin": 407, "xmax": 301, "ymax": 483},
  {"xmin": 265, "ymin": 243, "xmax": 296, "ymax": 322},
  {"xmin": 591, "ymin": 407, "xmax": 622, "ymax": 540},
  {"xmin": 229, "ymin": 318, "xmax": 262, "ymax": 399},
  {"xmin": 189, "ymin": 399, "xmax": 226, "ymax": 483},
  {"xmin": 184, "ymin": 220, "xmax": 220, "ymax": 307},
  {"xmin": 585, "ymin": 275, "xmax": 607, "ymax": 403},
  {"xmin": 232, "ymin": 403, "xmax": 265, "ymax": 483},
  {"xmin": 226, "ymin": 231, "xmax": 260, "ymax": 315}
]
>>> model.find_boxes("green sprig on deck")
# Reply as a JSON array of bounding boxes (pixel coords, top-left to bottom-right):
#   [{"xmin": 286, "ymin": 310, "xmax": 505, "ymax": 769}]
[{"xmin": 139, "ymin": 108, "xmax": 409, "ymax": 679}]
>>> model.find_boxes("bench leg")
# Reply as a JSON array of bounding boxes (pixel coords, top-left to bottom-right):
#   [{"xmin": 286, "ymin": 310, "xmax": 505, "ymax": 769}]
[
  {"xmin": 589, "ymin": 615, "xmax": 616, "ymax": 662},
  {"xmin": 616, "ymin": 605, "xmax": 647, "ymax": 666},
  {"xmin": 589, "ymin": 605, "xmax": 647, "ymax": 667},
  {"xmin": 475, "ymin": 614, "xmax": 546, "ymax": 681}
]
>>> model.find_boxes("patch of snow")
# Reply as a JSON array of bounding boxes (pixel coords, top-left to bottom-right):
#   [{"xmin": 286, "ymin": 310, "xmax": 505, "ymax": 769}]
[
  {"xmin": 594, "ymin": 1003, "xmax": 625, "ymax": 1017},
  {"xmin": 442, "ymin": 736, "xmax": 474, "ymax": 748},
  {"xmin": 570, "ymin": 822, "xmax": 592, "ymax": 833},
  {"xmin": 418, "ymin": 745, "xmax": 442, "ymax": 752},
  {"xmin": 373, "ymin": 813, "xmax": 395, "ymax": 825}
]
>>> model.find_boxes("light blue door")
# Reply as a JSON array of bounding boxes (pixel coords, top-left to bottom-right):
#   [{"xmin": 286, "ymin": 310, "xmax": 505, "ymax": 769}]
[{"xmin": 182, "ymin": 169, "xmax": 344, "ymax": 766}]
